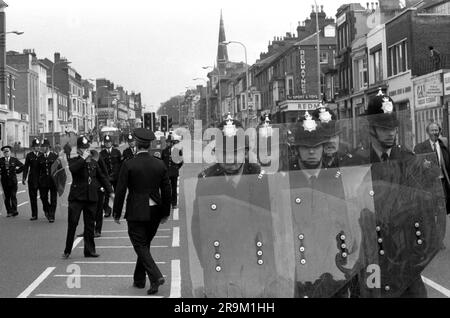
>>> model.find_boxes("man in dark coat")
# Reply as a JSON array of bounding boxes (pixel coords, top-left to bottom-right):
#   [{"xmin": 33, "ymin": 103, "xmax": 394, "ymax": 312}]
[
  {"xmin": 38, "ymin": 139, "xmax": 59, "ymax": 223},
  {"xmin": 63, "ymin": 142, "xmax": 72, "ymax": 161},
  {"xmin": 0, "ymin": 145, "xmax": 24, "ymax": 217},
  {"xmin": 23, "ymin": 138, "xmax": 42, "ymax": 221},
  {"xmin": 113, "ymin": 128, "xmax": 171, "ymax": 295},
  {"xmin": 161, "ymin": 133, "xmax": 183, "ymax": 208},
  {"xmin": 62, "ymin": 136, "xmax": 113, "ymax": 259},
  {"xmin": 99, "ymin": 134, "xmax": 122, "ymax": 217},
  {"xmin": 122, "ymin": 133, "xmax": 136, "ymax": 162}
]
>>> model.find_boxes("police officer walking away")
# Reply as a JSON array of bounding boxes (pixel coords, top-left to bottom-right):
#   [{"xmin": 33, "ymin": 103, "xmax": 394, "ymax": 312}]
[
  {"xmin": 62, "ymin": 136, "xmax": 113, "ymax": 259},
  {"xmin": 63, "ymin": 142, "xmax": 72, "ymax": 161},
  {"xmin": 38, "ymin": 139, "xmax": 59, "ymax": 223},
  {"xmin": 122, "ymin": 133, "xmax": 137, "ymax": 162},
  {"xmin": 162, "ymin": 133, "xmax": 183, "ymax": 208},
  {"xmin": 113, "ymin": 128, "xmax": 171, "ymax": 295},
  {"xmin": 23, "ymin": 138, "xmax": 42, "ymax": 221},
  {"xmin": 1, "ymin": 145, "xmax": 24, "ymax": 217},
  {"xmin": 100, "ymin": 134, "xmax": 122, "ymax": 217}
]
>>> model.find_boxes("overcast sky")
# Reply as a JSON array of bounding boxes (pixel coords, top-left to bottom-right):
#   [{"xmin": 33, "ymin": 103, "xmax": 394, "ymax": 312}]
[{"xmin": 6, "ymin": 0, "xmax": 371, "ymax": 112}]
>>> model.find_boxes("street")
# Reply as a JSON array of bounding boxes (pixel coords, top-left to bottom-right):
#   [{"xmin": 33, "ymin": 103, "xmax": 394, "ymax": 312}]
[{"xmin": 0, "ymin": 143, "xmax": 449, "ymax": 298}]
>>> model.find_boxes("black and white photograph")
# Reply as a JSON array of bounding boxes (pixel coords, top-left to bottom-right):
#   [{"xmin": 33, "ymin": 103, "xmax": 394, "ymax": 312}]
[{"xmin": 0, "ymin": 0, "xmax": 449, "ymax": 303}]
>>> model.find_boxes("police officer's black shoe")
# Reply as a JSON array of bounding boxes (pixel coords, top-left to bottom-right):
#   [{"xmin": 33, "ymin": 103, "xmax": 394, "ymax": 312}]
[
  {"xmin": 147, "ymin": 277, "xmax": 165, "ymax": 295},
  {"xmin": 94, "ymin": 232, "xmax": 101, "ymax": 238},
  {"xmin": 6, "ymin": 213, "xmax": 12, "ymax": 217},
  {"xmin": 49, "ymin": 219, "xmax": 55, "ymax": 223},
  {"xmin": 61, "ymin": 253, "xmax": 70, "ymax": 259},
  {"xmin": 11, "ymin": 212, "xmax": 18, "ymax": 217},
  {"xmin": 77, "ymin": 233, "xmax": 84, "ymax": 237},
  {"xmin": 133, "ymin": 281, "xmax": 146, "ymax": 289},
  {"xmin": 30, "ymin": 216, "xmax": 38, "ymax": 221},
  {"xmin": 104, "ymin": 212, "xmax": 111, "ymax": 218},
  {"xmin": 84, "ymin": 253, "xmax": 100, "ymax": 258}
]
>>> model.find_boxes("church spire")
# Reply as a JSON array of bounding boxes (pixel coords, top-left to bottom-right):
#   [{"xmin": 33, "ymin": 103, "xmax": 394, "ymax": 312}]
[{"xmin": 217, "ymin": 9, "xmax": 228, "ymax": 73}]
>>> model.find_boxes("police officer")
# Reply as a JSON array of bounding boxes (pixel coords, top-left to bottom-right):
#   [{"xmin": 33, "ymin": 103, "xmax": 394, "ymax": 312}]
[
  {"xmin": 161, "ymin": 133, "xmax": 183, "ymax": 209},
  {"xmin": 0, "ymin": 145, "xmax": 24, "ymax": 217},
  {"xmin": 113, "ymin": 128, "xmax": 171, "ymax": 295},
  {"xmin": 38, "ymin": 139, "xmax": 58, "ymax": 223},
  {"xmin": 23, "ymin": 138, "xmax": 42, "ymax": 221},
  {"xmin": 62, "ymin": 136, "xmax": 113, "ymax": 259},
  {"xmin": 99, "ymin": 134, "xmax": 122, "ymax": 217},
  {"xmin": 122, "ymin": 133, "xmax": 136, "ymax": 162}
]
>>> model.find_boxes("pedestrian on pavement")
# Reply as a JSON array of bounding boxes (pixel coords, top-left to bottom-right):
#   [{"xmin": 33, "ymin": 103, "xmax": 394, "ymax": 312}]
[
  {"xmin": 99, "ymin": 134, "xmax": 122, "ymax": 218},
  {"xmin": 113, "ymin": 128, "xmax": 171, "ymax": 295},
  {"xmin": 23, "ymin": 138, "xmax": 42, "ymax": 221},
  {"xmin": 122, "ymin": 133, "xmax": 137, "ymax": 162},
  {"xmin": 0, "ymin": 145, "xmax": 24, "ymax": 217},
  {"xmin": 38, "ymin": 139, "xmax": 59, "ymax": 223},
  {"xmin": 161, "ymin": 133, "xmax": 183, "ymax": 209},
  {"xmin": 63, "ymin": 142, "xmax": 72, "ymax": 161},
  {"xmin": 62, "ymin": 135, "xmax": 114, "ymax": 259}
]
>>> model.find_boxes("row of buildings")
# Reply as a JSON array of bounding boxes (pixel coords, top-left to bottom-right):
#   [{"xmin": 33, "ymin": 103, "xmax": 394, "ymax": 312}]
[
  {"xmin": 194, "ymin": 0, "xmax": 450, "ymax": 150},
  {"xmin": 0, "ymin": 3, "xmax": 143, "ymax": 148}
]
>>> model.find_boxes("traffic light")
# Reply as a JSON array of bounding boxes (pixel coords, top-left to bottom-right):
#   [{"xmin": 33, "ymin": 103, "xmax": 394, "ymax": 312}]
[
  {"xmin": 160, "ymin": 115, "xmax": 168, "ymax": 132},
  {"xmin": 143, "ymin": 112, "xmax": 151, "ymax": 130}
]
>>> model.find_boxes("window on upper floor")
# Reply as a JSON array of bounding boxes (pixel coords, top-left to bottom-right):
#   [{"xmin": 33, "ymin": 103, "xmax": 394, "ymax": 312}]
[
  {"xmin": 320, "ymin": 52, "xmax": 329, "ymax": 64},
  {"xmin": 388, "ymin": 40, "xmax": 408, "ymax": 77},
  {"xmin": 286, "ymin": 76, "xmax": 294, "ymax": 96},
  {"xmin": 371, "ymin": 49, "xmax": 383, "ymax": 83},
  {"xmin": 254, "ymin": 93, "xmax": 261, "ymax": 110},
  {"xmin": 268, "ymin": 67, "xmax": 273, "ymax": 82},
  {"xmin": 7, "ymin": 77, "xmax": 10, "ymax": 88},
  {"xmin": 12, "ymin": 79, "xmax": 15, "ymax": 90},
  {"xmin": 354, "ymin": 57, "xmax": 368, "ymax": 90}
]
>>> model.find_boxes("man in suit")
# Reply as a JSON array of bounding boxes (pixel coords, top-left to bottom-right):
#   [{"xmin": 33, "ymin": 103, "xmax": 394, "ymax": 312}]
[
  {"xmin": 122, "ymin": 133, "xmax": 136, "ymax": 162},
  {"xmin": 0, "ymin": 145, "xmax": 24, "ymax": 217},
  {"xmin": 100, "ymin": 134, "xmax": 122, "ymax": 217},
  {"xmin": 414, "ymin": 122, "xmax": 450, "ymax": 215},
  {"xmin": 23, "ymin": 138, "xmax": 42, "ymax": 221},
  {"xmin": 113, "ymin": 128, "xmax": 171, "ymax": 295},
  {"xmin": 62, "ymin": 136, "xmax": 113, "ymax": 259},
  {"xmin": 38, "ymin": 139, "xmax": 59, "ymax": 223},
  {"xmin": 161, "ymin": 133, "xmax": 183, "ymax": 209}
]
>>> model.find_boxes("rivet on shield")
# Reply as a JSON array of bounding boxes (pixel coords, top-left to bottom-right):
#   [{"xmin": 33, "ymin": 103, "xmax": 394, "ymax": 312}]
[
  {"xmin": 417, "ymin": 239, "xmax": 423, "ymax": 245},
  {"xmin": 341, "ymin": 243, "xmax": 346, "ymax": 249},
  {"xmin": 299, "ymin": 246, "xmax": 305, "ymax": 252},
  {"xmin": 416, "ymin": 231, "xmax": 421, "ymax": 237},
  {"xmin": 257, "ymin": 250, "xmax": 263, "ymax": 256},
  {"xmin": 385, "ymin": 285, "xmax": 390, "ymax": 291},
  {"xmin": 414, "ymin": 222, "xmax": 420, "ymax": 228},
  {"xmin": 215, "ymin": 266, "xmax": 222, "ymax": 272},
  {"xmin": 211, "ymin": 204, "xmax": 217, "ymax": 211},
  {"xmin": 298, "ymin": 234, "xmax": 304, "ymax": 240},
  {"xmin": 340, "ymin": 234, "xmax": 346, "ymax": 241},
  {"xmin": 213, "ymin": 241, "xmax": 220, "ymax": 247},
  {"xmin": 342, "ymin": 252, "xmax": 347, "ymax": 258},
  {"xmin": 300, "ymin": 259, "xmax": 306, "ymax": 265},
  {"xmin": 303, "ymin": 296, "xmax": 309, "ymax": 298},
  {"xmin": 376, "ymin": 226, "xmax": 381, "ymax": 232},
  {"xmin": 256, "ymin": 241, "xmax": 263, "ymax": 247},
  {"xmin": 369, "ymin": 190, "xmax": 374, "ymax": 196},
  {"xmin": 214, "ymin": 253, "xmax": 221, "ymax": 260},
  {"xmin": 378, "ymin": 238, "xmax": 383, "ymax": 244},
  {"xmin": 379, "ymin": 250, "xmax": 385, "ymax": 256},
  {"xmin": 295, "ymin": 198, "xmax": 302, "ymax": 204},
  {"xmin": 257, "ymin": 259, "xmax": 264, "ymax": 265}
]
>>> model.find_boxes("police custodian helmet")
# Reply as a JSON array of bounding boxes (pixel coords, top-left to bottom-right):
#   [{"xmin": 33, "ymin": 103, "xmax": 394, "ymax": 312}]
[
  {"xmin": 77, "ymin": 135, "xmax": 90, "ymax": 149},
  {"xmin": 31, "ymin": 138, "xmax": 41, "ymax": 148},
  {"xmin": 366, "ymin": 88, "xmax": 398, "ymax": 129},
  {"xmin": 216, "ymin": 113, "xmax": 247, "ymax": 151},
  {"xmin": 292, "ymin": 111, "xmax": 329, "ymax": 147},
  {"xmin": 311, "ymin": 103, "xmax": 340, "ymax": 138}
]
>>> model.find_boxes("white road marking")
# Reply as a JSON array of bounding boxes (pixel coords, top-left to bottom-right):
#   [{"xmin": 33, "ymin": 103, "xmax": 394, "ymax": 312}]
[
  {"xmin": 17, "ymin": 267, "xmax": 56, "ymax": 298},
  {"xmin": 77, "ymin": 246, "xmax": 169, "ymax": 249},
  {"xmin": 17, "ymin": 190, "xmax": 26, "ymax": 194},
  {"xmin": 18, "ymin": 201, "xmax": 29, "ymax": 207},
  {"xmin": 72, "ymin": 238, "xmax": 83, "ymax": 251},
  {"xmin": 422, "ymin": 275, "xmax": 450, "ymax": 297},
  {"xmin": 169, "ymin": 260, "xmax": 181, "ymax": 298},
  {"xmin": 96, "ymin": 236, "xmax": 169, "ymax": 239},
  {"xmin": 35, "ymin": 294, "xmax": 163, "ymax": 298},
  {"xmin": 73, "ymin": 261, "xmax": 166, "ymax": 265},
  {"xmin": 101, "ymin": 230, "xmax": 127, "ymax": 233},
  {"xmin": 172, "ymin": 227, "xmax": 180, "ymax": 248},
  {"xmin": 173, "ymin": 208, "xmax": 179, "ymax": 221},
  {"xmin": 53, "ymin": 274, "xmax": 167, "ymax": 278}
]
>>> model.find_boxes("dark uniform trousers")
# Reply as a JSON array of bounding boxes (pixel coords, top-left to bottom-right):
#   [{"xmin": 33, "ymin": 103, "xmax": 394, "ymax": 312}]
[
  {"xmin": 3, "ymin": 182, "xmax": 18, "ymax": 213},
  {"xmin": 103, "ymin": 180, "xmax": 116, "ymax": 215},
  {"xmin": 95, "ymin": 189, "xmax": 105, "ymax": 233},
  {"xmin": 169, "ymin": 176, "xmax": 178, "ymax": 206},
  {"xmin": 64, "ymin": 200, "xmax": 97, "ymax": 255},
  {"xmin": 39, "ymin": 185, "xmax": 57, "ymax": 219},
  {"xmin": 127, "ymin": 207, "xmax": 163, "ymax": 285},
  {"xmin": 28, "ymin": 184, "xmax": 39, "ymax": 218}
]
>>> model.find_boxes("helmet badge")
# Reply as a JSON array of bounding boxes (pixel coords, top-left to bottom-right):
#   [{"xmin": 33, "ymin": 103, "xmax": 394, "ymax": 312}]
[
  {"xmin": 223, "ymin": 112, "xmax": 237, "ymax": 137},
  {"xmin": 303, "ymin": 111, "xmax": 317, "ymax": 132}
]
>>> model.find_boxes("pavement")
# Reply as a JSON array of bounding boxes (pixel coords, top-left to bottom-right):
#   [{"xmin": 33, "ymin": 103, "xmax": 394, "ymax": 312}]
[{"xmin": 0, "ymin": 143, "xmax": 449, "ymax": 298}]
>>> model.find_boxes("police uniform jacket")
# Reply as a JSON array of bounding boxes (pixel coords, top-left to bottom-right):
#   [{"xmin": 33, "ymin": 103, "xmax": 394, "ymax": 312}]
[
  {"xmin": 113, "ymin": 152, "xmax": 171, "ymax": 221},
  {"xmin": 100, "ymin": 148, "xmax": 122, "ymax": 182},
  {"xmin": 122, "ymin": 147, "xmax": 135, "ymax": 162},
  {"xmin": 161, "ymin": 146, "xmax": 183, "ymax": 177},
  {"xmin": 38, "ymin": 152, "xmax": 58, "ymax": 188},
  {"xmin": 68, "ymin": 156, "xmax": 113, "ymax": 202},
  {"xmin": 23, "ymin": 151, "xmax": 41, "ymax": 188},
  {"xmin": 0, "ymin": 157, "xmax": 24, "ymax": 186}
]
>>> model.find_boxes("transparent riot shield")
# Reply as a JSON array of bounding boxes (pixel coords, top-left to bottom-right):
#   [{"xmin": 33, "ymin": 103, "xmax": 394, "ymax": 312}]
[{"xmin": 340, "ymin": 111, "xmax": 447, "ymax": 298}]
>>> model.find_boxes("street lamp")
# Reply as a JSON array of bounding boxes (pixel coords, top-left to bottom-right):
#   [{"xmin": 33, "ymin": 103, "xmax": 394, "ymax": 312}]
[
  {"xmin": 193, "ymin": 78, "xmax": 209, "ymax": 128},
  {"xmin": 221, "ymin": 40, "xmax": 251, "ymax": 127},
  {"xmin": 51, "ymin": 60, "xmax": 71, "ymax": 147}
]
